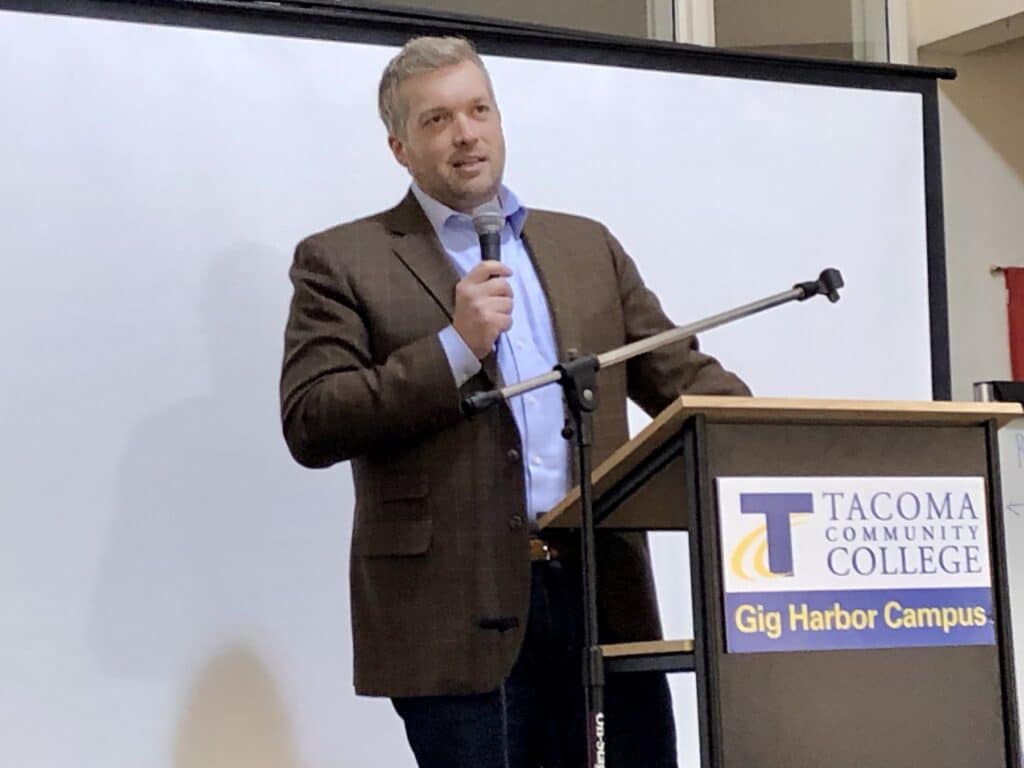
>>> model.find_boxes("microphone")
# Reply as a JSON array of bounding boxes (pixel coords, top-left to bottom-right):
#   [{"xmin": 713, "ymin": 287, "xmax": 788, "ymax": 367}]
[{"xmin": 472, "ymin": 202, "xmax": 504, "ymax": 262}]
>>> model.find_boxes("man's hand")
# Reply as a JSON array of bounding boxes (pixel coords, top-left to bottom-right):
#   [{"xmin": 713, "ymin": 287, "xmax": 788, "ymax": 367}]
[{"xmin": 453, "ymin": 261, "xmax": 513, "ymax": 359}]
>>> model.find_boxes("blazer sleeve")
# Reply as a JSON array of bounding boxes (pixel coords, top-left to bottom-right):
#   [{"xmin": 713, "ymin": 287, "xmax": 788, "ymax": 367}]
[
  {"xmin": 604, "ymin": 226, "xmax": 752, "ymax": 416},
  {"xmin": 279, "ymin": 235, "xmax": 464, "ymax": 468}
]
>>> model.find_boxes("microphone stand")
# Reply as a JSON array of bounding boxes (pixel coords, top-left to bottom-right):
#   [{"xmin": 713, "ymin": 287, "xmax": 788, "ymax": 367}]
[{"xmin": 462, "ymin": 268, "xmax": 844, "ymax": 768}]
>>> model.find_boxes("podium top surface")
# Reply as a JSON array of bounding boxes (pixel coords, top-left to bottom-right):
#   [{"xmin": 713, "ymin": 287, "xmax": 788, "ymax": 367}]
[{"xmin": 538, "ymin": 396, "xmax": 1022, "ymax": 530}]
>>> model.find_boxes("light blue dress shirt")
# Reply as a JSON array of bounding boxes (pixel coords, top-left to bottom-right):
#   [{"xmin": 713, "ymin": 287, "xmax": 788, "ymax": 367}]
[{"xmin": 411, "ymin": 183, "xmax": 569, "ymax": 519}]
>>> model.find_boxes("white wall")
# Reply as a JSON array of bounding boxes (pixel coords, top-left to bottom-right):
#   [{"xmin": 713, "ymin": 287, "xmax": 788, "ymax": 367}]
[
  {"xmin": 916, "ymin": 39, "xmax": 1024, "ymax": 399},
  {"xmin": 908, "ymin": 0, "xmax": 1024, "ymax": 48}
]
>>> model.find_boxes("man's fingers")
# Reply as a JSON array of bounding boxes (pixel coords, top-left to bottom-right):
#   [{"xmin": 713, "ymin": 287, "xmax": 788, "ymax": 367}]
[
  {"xmin": 460, "ymin": 277, "xmax": 512, "ymax": 302},
  {"xmin": 483, "ymin": 281, "xmax": 513, "ymax": 300},
  {"xmin": 489, "ymin": 297, "xmax": 513, "ymax": 315},
  {"xmin": 466, "ymin": 261, "xmax": 512, "ymax": 282},
  {"xmin": 474, "ymin": 297, "xmax": 512, "ymax": 318}
]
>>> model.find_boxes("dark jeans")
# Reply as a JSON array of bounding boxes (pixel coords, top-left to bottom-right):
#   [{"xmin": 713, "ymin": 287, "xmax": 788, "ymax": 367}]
[{"xmin": 392, "ymin": 559, "xmax": 678, "ymax": 767}]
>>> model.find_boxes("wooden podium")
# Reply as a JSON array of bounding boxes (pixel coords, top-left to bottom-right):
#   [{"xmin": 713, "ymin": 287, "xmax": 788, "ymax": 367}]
[{"xmin": 539, "ymin": 396, "xmax": 1023, "ymax": 768}]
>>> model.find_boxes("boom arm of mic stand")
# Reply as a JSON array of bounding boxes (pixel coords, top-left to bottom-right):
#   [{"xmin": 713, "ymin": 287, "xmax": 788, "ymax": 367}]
[{"xmin": 461, "ymin": 267, "xmax": 844, "ymax": 417}]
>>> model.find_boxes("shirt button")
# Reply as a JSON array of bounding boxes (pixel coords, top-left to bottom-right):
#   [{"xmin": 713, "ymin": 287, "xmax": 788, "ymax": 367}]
[
  {"xmin": 531, "ymin": 456, "xmax": 543, "ymax": 467},
  {"xmin": 506, "ymin": 448, "xmax": 521, "ymax": 463},
  {"xmin": 515, "ymin": 341, "xmax": 525, "ymax": 351},
  {"xmin": 526, "ymin": 396, "xmax": 536, "ymax": 407},
  {"xmin": 508, "ymin": 513, "xmax": 525, "ymax": 530}
]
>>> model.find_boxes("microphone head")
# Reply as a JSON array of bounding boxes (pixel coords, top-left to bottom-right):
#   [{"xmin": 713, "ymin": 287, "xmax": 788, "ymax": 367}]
[{"xmin": 472, "ymin": 202, "xmax": 505, "ymax": 236}]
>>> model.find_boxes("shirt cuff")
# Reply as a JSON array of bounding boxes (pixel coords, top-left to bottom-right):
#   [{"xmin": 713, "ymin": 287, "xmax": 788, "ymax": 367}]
[{"xmin": 438, "ymin": 325, "xmax": 483, "ymax": 387}]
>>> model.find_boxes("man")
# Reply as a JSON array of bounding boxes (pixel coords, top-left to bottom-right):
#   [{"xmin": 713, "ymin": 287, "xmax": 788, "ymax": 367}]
[{"xmin": 280, "ymin": 36, "xmax": 749, "ymax": 767}]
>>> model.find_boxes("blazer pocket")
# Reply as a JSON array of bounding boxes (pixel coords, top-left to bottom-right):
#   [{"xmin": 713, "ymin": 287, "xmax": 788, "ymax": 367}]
[
  {"xmin": 352, "ymin": 518, "xmax": 432, "ymax": 557},
  {"xmin": 380, "ymin": 476, "xmax": 429, "ymax": 501}
]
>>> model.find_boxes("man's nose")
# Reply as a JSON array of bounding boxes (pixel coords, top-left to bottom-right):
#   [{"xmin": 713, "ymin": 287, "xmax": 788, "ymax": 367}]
[{"xmin": 451, "ymin": 112, "xmax": 479, "ymax": 145}]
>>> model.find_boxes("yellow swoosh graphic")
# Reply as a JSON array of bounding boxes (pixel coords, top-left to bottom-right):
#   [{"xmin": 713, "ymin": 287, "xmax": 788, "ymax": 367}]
[
  {"xmin": 732, "ymin": 516, "xmax": 811, "ymax": 581},
  {"xmin": 731, "ymin": 524, "xmax": 768, "ymax": 581}
]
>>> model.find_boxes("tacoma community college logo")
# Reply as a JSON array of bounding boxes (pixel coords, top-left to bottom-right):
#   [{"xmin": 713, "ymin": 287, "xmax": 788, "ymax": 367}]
[{"xmin": 717, "ymin": 477, "xmax": 994, "ymax": 654}]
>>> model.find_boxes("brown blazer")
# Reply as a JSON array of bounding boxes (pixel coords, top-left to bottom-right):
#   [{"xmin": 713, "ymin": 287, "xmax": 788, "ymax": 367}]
[{"xmin": 280, "ymin": 192, "xmax": 749, "ymax": 697}]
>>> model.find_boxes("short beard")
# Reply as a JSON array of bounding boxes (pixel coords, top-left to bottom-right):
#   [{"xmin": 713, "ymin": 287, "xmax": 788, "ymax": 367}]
[{"xmin": 444, "ymin": 175, "xmax": 501, "ymax": 212}]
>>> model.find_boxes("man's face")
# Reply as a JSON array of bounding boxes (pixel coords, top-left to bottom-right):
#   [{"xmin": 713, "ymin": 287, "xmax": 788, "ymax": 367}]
[{"xmin": 388, "ymin": 60, "xmax": 506, "ymax": 213}]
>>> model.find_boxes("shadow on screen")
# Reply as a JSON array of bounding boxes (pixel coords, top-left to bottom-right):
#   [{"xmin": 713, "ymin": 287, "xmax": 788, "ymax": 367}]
[{"xmin": 87, "ymin": 242, "xmax": 362, "ymax": 759}]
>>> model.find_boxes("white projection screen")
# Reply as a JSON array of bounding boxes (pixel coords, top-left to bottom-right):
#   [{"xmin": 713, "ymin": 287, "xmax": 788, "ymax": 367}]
[{"xmin": 0, "ymin": 4, "xmax": 947, "ymax": 768}]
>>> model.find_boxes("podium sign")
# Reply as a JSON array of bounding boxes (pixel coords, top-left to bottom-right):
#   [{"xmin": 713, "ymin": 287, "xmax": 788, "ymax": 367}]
[{"xmin": 717, "ymin": 476, "xmax": 995, "ymax": 653}]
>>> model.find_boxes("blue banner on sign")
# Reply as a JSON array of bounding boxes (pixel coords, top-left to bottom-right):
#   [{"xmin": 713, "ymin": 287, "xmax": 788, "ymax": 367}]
[{"xmin": 724, "ymin": 587, "xmax": 994, "ymax": 652}]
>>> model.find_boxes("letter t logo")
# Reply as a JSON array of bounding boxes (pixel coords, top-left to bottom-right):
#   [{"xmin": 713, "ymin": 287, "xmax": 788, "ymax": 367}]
[{"xmin": 739, "ymin": 493, "xmax": 813, "ymax": 575}]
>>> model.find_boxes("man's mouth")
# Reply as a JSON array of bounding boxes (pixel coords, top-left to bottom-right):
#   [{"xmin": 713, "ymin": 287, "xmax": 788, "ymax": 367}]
[{"xmin": 452, "ymin": 156, "xmax": 486, "ymax": 169}]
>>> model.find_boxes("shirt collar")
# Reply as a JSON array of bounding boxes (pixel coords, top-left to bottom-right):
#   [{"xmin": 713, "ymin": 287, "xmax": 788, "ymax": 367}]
[{"xmin": 410, "ymin": 182, "xmax": 528, "ymax": 241}]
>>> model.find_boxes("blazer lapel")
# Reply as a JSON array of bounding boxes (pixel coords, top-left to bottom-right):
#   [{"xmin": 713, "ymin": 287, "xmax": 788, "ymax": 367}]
[
  {"xmin": 521, "ymin": 214, "xmax": 582, "ymax": 361},
  {"xmin": 384, "ymin": 192, "xmax": 501, "ymax": 386},
  {"xmin": 385, "ymin": 192, "xmax": 458, "ymax": 318}
]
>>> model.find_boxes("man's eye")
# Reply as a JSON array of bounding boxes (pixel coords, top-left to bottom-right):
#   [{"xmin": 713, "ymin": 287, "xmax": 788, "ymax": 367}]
[{"xmin": 474, "ymin": 104, "xmax": 490, "ymax": 114}]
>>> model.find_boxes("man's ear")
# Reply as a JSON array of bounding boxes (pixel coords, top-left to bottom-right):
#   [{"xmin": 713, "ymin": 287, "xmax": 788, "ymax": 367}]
[{"xmin": 388, "ymin": 135, "xmax": 408, "ymax": 169}]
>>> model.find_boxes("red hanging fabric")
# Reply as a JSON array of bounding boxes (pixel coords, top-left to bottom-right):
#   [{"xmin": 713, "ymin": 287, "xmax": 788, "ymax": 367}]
[{"xmin": 1004, "ymin": 268, "xmax": 1024, "ymax": 379}]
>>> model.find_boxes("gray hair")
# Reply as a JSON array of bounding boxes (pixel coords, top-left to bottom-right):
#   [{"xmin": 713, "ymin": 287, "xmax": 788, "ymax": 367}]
[{"xmin": 378, "ymin": 36, "xmax": 493, "ymax": 138}]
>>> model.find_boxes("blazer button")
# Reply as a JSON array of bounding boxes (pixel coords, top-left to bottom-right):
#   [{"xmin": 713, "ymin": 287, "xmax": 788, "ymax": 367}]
[
  {"xmin": 506, "ymin": 448, "xmax": 520, "ymax": 463},
  {"xmin": 508, "ymin": 513, "xmax": 525, "ymax": 530}
]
